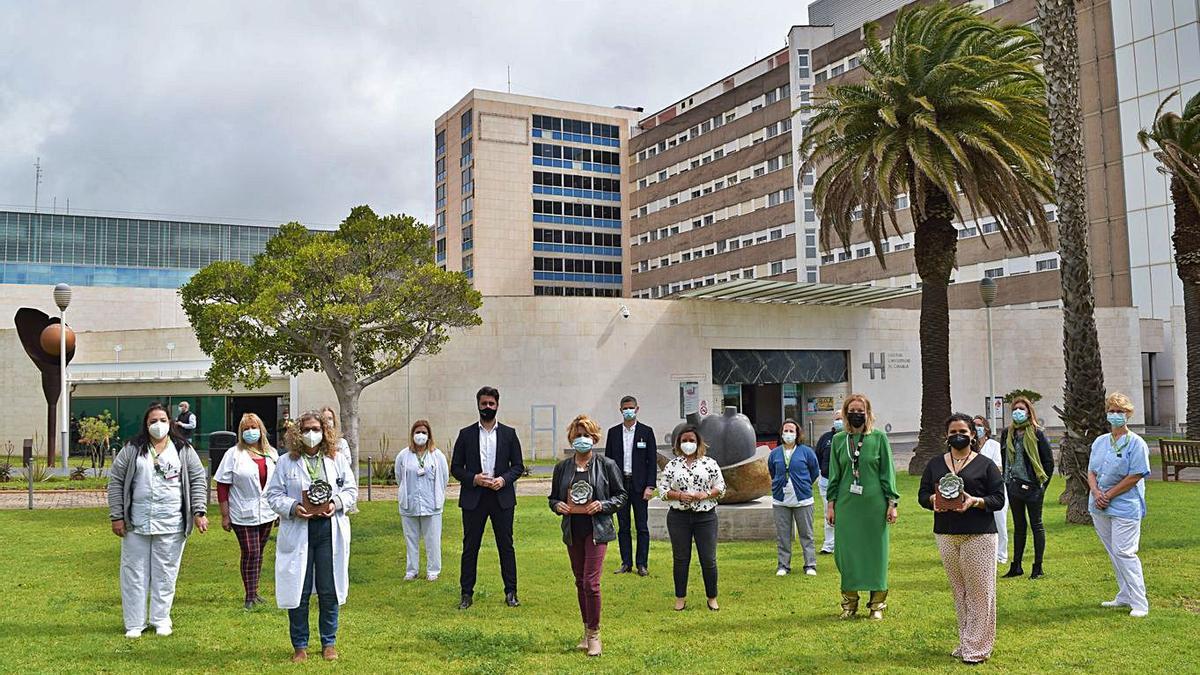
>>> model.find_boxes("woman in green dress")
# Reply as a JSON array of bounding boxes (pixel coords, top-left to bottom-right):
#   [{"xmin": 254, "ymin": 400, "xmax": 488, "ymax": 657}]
[{"xmin": 825, "ymin": 393, "xmax": 900, "ymax": 619}]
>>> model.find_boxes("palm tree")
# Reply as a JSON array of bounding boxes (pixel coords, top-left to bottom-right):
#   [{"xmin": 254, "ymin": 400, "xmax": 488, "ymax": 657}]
[
  {"xmin": 800, "ymin": 2, "xmax": 1055, "ymax": 473},
  {"xmin": 1037, "ymin": 0, "xmax": 1109, "ymax": 523},
  {"xmin": 1140, "ymin": 91, "xmax": 1200, "ymax": 437}
]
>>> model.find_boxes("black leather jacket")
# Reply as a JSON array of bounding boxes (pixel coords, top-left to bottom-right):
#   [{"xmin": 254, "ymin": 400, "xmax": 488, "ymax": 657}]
[{"xmin": 548, "ymin": 453, "xmax": 628, "ymax": 545}]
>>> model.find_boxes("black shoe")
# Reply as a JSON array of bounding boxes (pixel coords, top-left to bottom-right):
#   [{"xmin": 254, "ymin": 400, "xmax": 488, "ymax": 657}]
[
  {"xmin": 613, "ymin": 564, "xmax": 632, "ymax": 575},
  {"xmin": 458, "ymin": 594, "xmax": 473, "ymax": 610},
  {"xmin": 243, "ymin": 600, "xmax": 255, "ymax": 611},
  {"xmin": 1002, "ymin": 564, "xmax": 1024, "ymax": 578},
  {"xmin": 1030, "ymin": 565, "xmax": 1045, "ymax": 580},
  {"xmin": 505, "ymin": 592, "xmax": 520, "ymax": 607},
  {"xmin": 252, "ymin": 595, "xmax": 266, "ymax": 606},
  {"xmin": 636, "ymin": 566, "xmax": 648, "ymax": 577}
]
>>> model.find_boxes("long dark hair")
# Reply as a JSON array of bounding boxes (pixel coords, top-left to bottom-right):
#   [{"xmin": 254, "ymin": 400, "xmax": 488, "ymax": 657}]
[
  {"xmin": 131, "ymin": 401, "xmax": 190, "ymax": 453},
  {"xmin": 945, "ymin": 412, "xmax": 978, "ymax": 451}
]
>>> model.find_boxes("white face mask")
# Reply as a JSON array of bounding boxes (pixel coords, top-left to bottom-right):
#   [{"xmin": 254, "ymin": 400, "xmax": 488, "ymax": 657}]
[
  {"xmin": 680, "ymin": 441, "xmax": 698, "ymax": 455},
  {"xmin": 148, "ymin": 421, "xmax": 171, "ymax": 440},
  {"xmin": 781, "ymin": 431, "xmax": 797, "ymax": 445},
  {"xmin": 413, "ymin": 432, "xmax": 429, "ymax": 447},
  {"xmin": 302, "ymin": 430, "xmax": 323, "ymax": 448}
]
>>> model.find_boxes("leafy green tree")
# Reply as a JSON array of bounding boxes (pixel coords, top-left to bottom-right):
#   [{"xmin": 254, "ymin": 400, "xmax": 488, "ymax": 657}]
[
  {"xmin": 181, "ymin": 206, "xmax": 483, "ymax": 469},
  {"xmin": 78, "ymin": 410, "xmax": 120, "ymax": 470},
  {"xmin": 1140, "ymin": 90, "xmax": 1200, "ymax": 437},
  {"xmin": 800, "ymin": 1, "xmax": 1054, "ymax": 473}
]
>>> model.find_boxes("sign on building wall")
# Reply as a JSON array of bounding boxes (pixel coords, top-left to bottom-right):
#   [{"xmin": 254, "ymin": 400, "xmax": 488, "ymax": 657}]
[{"xmin": 680, "ymin": 381, "xmax": 700, "ymax": 418}]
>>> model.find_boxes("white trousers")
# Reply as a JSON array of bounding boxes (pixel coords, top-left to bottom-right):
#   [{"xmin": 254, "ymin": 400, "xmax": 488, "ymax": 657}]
[
  {"xmin": 994, "ymin": 500, "xmax": 1009, "ymax": 563},
  {"xmin": 817, "ymin": 477, "xmax": 835, "ymax": 552},
  {"xmin": 120, "ymin": 530, "xmax": 187, "ymax": 630},
  {"xmin": 1092, "ymin": 513, "xmax": 1148, "ymax": 613},
  {"xmin": 401, "ymin": 514, "xmax": 442, "ymax": 577}
]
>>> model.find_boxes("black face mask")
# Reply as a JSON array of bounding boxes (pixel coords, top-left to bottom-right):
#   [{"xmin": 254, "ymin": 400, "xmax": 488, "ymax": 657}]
[
  {"xmin": 846, "ymin": 412, "xmax": 867, "ymax": 429},
  {"xmin": 947, "ymin": 433, "xmax": 972, "ymax": 450},
  {"xmin": 479, "ymin": 407, "xmax": 497, "ymax": 422}
]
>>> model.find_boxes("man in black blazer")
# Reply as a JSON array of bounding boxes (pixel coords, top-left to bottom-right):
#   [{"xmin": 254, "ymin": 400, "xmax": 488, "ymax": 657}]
[
  {"xmin": 603, "ymin": 395, "xmax": 657, "ymax": 576},
  {"xmin": 451, "ymin": 386, "xmax": 525, "ymax": 609}
]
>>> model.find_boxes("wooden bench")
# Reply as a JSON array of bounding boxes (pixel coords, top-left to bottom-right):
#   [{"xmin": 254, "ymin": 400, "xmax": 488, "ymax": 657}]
[{"xmin": 1158, "ymin": 439, "xmax": 1200, "ymax": 481}]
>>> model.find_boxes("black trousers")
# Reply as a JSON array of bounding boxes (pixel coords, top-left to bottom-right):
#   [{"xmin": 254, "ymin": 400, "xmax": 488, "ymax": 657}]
[
  {"xmin": 666, "ymin": 508, "xmax": 718, "ymax": 599},
  {"xmin": 616, "ymin": 475, "xmax": 650, "ymax": 568},
  {"xmin": 1007, "ymin": 483, "xmax": 1046, "ymax": 567},
  {"xmin": 460, "ymin": 490, "xmax": 517, "ymax": 595}
]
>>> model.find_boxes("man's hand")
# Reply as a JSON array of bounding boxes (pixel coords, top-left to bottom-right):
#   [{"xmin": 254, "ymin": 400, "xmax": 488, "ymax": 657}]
[
  {"xmin": 111, "ymin": 519, "xmax": 126, "ymax": 537},
  {"xmin": 473, "ymin": 474, "xmax": 490, "ymax": 487},
  {"xmin": 194, "ymin": 514, "xmax": 209, "ymax": 533},
  {"xmin": 642, "ymin": 487, "xmax": 654, "ymax": 501},
  {"xmin": 490, "ymin": 476, "xmax": 506, "ymax": 491}
]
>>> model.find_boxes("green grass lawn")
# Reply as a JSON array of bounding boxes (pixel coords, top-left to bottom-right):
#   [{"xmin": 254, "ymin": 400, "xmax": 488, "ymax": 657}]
[{"xmin": 1, "ymin": 474, "xmax": 1197, "ymax": 673}]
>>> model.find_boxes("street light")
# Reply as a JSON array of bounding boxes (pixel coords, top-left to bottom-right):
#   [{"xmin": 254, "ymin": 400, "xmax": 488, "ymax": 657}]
[
  {"xmin": 979, "ymin": 277, "xmax": 998, "ymax": 436},
  {"xmin": 166, "ymin": 342, "xmax": 176, "ymax": 360},
  {"xmin": 114, "ymin": 344, "xmax": 123, "ymax": 364},
  {"xmin": 54, "ymin": 283, "xmax": 71, "ymax": 470}
]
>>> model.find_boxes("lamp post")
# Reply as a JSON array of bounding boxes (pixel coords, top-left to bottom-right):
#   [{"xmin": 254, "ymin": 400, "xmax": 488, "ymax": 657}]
[
  {"xmin": 54, "ymin": 283, "xmax": 72, "ymax": 470},
  {"xmin": 114, "ymin": 344, "xmax": 123, "ymax": 364},
  {"xmin": 166, "ymin": 342, "xmax": 175, "ymax": 360},
  {"xmin": 979, "ymin": 277, "xmax": 998, "ymax": 436}
]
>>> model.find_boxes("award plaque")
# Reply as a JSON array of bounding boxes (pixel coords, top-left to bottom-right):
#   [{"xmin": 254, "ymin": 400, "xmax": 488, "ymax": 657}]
[
  {"xmin": 567, "ymin": 479, "xmax": 594, "ymax": 514},
  {"xmin": 303, "ymin": 478, "xmax": 334, "ymax": 515},
  {"xmin": 934, "ymin": 472, "xmax": 965, "ymax": 511}
]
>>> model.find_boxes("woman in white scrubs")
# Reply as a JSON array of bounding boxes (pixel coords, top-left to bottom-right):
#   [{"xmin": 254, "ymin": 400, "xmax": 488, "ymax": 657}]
[{"xmin": 973, "ymin": 414, "xmax": 1008, "ymax": 565}]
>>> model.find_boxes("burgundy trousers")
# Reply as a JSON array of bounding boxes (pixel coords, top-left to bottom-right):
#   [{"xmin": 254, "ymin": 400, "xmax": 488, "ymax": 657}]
[{"xmin": 567, "ymin": 529, "xmax": 607, "ymax": 630}]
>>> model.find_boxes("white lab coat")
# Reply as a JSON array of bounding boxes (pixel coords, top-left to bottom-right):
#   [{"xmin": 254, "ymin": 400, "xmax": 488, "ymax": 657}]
[
  {"xmin": 213, "ymin": 445, "xmax": 279, "ymax": 526},
  {"xmin": 263, "ymin": 451, "xmax": 358, "ymax": 609}
]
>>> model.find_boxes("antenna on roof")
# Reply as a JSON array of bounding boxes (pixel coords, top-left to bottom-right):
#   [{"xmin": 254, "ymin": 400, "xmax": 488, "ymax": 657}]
[
  {"xmin": 507, "ymin": 65, "xmax": 512, "ymax": 93},
  {"xmin": 34, "ymin": 157, "xmax": 43, "ymax": 213}
]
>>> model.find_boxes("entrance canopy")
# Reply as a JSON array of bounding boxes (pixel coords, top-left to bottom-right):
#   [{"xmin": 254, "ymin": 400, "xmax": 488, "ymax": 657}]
[{"xmin": 676, "ymin": 278, "xmax": 919, "ymax": 306}]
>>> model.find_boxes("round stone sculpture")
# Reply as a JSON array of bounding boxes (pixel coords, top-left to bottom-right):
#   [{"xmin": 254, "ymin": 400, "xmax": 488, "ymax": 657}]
[
  {"xmin": 39, "ymin": 323, "xmax": 76, "ymax": 357},
  {"xmin": 664, "ymin": 406, "xmax": 770, "ymax": 504}
]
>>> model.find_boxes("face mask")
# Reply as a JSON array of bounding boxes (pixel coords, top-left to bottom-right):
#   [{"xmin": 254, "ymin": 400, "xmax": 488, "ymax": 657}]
[
  {"xmin": 947, "ymin": 433, "xmax": 972, "ymax": 450},
  {"xmin": 832, "ymin": 419, "xmax": 844, "ymax": 432},
  {"xmin": 781, "ymin": 431, "xmax": 797, "ymax": 445},
  {"xmin": 1012, "ymin": 409, "xmax": 1028, "ymax": 424},
  {"xmin": 1107, "ymin": 412, "xmax": 1127, "ymax": 428},
  {"xmin": 846, "ymin": 412, "xmax": 867, "ymax": 429},
  {"xmin": 479, "ymin": 407, "xmax": 497, "ymax": 422},
  {"xmin": 572, "ymin": 436, "xmax": 594, "ymax": 453},
  {"xmin": 975, "ymin": 425, "xmax": 986, "ymax": 439},
  {"xmin": 621, "ymin": 408, "xmax": 637, "ymax": 421},
  {"xmin": 148, "ymin": 421, "xmax": 171, "ymax": 440},
  {"xmin": 680, "ymin": 441, "xmax": 698, "ymax": 455},
  {"xmin": 242, "ymin": 428, "xmax": 261, "ymax": 444},
  {"xmin": 413, "ymin": 432, "xmax": 429, "ymax": 446},
  {"xmin": 302, "ymin": 430, "xmax": 323, "ymax": 448}
]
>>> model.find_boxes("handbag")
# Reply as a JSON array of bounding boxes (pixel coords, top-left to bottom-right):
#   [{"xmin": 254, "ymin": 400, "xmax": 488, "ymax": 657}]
[{"xmin": 1006, "ymin": 476, "xmax": 1039, "ymax": 499}]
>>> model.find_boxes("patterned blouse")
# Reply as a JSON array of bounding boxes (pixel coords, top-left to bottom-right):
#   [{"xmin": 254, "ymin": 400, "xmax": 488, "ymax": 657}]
[{"xmin": 658, "ymin": 455, "xmax": 727, "ymax": 512}]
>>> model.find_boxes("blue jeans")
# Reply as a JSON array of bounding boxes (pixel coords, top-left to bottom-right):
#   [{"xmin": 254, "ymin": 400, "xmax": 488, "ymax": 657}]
[{"xmin": 288, "ymin": 518, "xmax": 338, "ymax": 649}]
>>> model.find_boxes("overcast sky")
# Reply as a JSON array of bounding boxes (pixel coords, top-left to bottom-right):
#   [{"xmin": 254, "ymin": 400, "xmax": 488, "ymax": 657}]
[{"xmin": 1, "ymin": 1, "xmax": 811, "ymax": 228}]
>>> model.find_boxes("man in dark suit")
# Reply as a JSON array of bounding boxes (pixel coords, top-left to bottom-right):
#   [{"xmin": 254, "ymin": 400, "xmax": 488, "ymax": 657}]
[
  {"xmin": 603, "ymin": 395, "xmax": 657, "ymax": 576},
  {"xmin": 451, "ymin": 386, "xmax": 525, "ymax": 609}
]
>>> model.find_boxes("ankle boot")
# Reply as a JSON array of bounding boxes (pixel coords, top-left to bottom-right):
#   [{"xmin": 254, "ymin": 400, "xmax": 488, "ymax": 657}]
[
  {"xmin": 1002, "ymin": 562, "xmax": 1024, "ymax": 578},
  {"xmin": 1030, "ymin": 563, "xmax": 1044, "ymax": 579},
  {"xmin": 576, "ymin": 625, "xmax": 588, "ymax": 651},
  {"xmin": 867, "ymin": 590, "xmax": 888, "ymax": 620},
  {"xmin": 586, "ymin": 628, "xmax": 601, "ymax": 657},
  {"xmin": 839, "ymin": 592, "xmax": 859, "ymax": 619}
]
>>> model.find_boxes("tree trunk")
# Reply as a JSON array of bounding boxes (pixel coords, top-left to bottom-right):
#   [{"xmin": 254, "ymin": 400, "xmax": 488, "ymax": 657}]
[
  {"xmin": 1172, "ymin": 175, "xmax": 1200, "ymax": 438},
  {"xmin": 334, "ymin": 384, "xmax": 361, "ymax": 478},
  {"xmin": 1038, "ymin": 0, "xmax": 1109, "ymax": 524},
  {"xmin": 907, "ymin": 188, "xmax": 958, "ymax": 474}
]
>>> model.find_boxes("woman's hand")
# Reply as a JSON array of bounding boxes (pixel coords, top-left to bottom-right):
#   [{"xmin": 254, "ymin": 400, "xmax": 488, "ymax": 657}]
[
  {"xmin": 1095, "ymin": 491, "xmax": 1111, "ymax": 509},
  {"xmin": 221, "ymin": 514, "xmax": 233, "ymax": 532},
  {"xmin": 825, "ymin": 502, "xmax": 835, "ymax": 526},
  {"xmin": 111, "ymin": 519, "xmax": 126, "ymax": 537},
  {"xmin": 690, "ymin": 490, "xmax": 710, "ymax": 502},
  {"xmin": 295, "ymin": 504, "xmax": 314, "ymax": 519},
  {"xmin": 554, "ymin": 501, "xmax": 572, "ymax": 515},
  {"xmin": 584, "ymin": 501, "xmax": 603, "ymax": 515},
  {"xmin": 194, "ymin": 514, "xmax": 209, "ymax": 533},
  {"xmin": 676, "ymin": 490, "xmax": 694, "ymax": 504},
  {"xmin": 954, "ymin": 492, "xmax": 976, "ymax": 512},
  {"xmin": 886, "ymin": 504, "xmax": 898, "ymax": 524}
]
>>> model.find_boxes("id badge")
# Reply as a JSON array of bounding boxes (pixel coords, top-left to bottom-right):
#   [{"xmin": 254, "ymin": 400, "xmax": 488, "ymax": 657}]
[
  {"xmin": 849, "ymin": 483, "xmax": 864, "ymax": 495},
  {"xmin": 636, "ymin": 441, "xmax": 647, "ymax": 449},
  {"xmin": 417, "ymin": 467, "xmax": 426, "ymax": 477}
]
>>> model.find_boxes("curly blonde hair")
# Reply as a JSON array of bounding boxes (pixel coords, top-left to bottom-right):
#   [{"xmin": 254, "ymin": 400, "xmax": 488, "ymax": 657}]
[
  {"xmin": 285, "ymin": 410, "xmax": 341, "ymax": 459},
  {"xmin": 566, "ymin": 414, "xmax": 602, "ymax": 443}
]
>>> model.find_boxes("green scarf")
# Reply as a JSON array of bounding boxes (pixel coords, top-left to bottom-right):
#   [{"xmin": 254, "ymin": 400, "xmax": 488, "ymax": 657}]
[{"xmin": 1005, "ymin": 422, "xmax": 1048, "ymax": 484}]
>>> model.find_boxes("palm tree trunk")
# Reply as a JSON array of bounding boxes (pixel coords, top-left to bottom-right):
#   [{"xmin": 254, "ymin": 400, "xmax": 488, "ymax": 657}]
[
  {"xmin": 1172, "ymin": 175, "xmax": 1200, "ymax": 438},
  {"xmin": 1038, "ymin": 0, "xmax": 1109, "ymax": 523},
  {"xmin": 907, "ymin": 188, "xmax": 957, "ymax": 474}
]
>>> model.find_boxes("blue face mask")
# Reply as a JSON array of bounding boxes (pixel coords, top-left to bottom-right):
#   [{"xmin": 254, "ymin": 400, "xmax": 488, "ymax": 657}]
[
  {"xmin": 1107, "ymin": 412, "xmax": 1127, "ymax": 428},
  {"xmin": 572, "ymin": 436, "xmax": 594, "ymax": 453},
  {"xmin": 975, "ymin": 425, "xmax": 986, "ymax": 439},
  {"xmin": 832, "ymin": 419, "xmax": 844, "ymax": 432},
  {"xmin": 1012, "ymin": 409, "xmax": 1028, "ymax": 424},
  {"xmin": 241, "ymin": 428, "xmax": 261, "ymax": 444},
  {"xmin": 621, "ymin": 408, "xmax": 637, "ymax": 421}
]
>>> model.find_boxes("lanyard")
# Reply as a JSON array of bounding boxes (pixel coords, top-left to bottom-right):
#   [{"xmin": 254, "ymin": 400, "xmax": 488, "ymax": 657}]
[
  {"xmin": 303, "ymin": 453, "xmax": 322, "ymax": 481},
  {"xmin": 1109, "ymin": 434, "xmax": 1130, "ymax": 459},
  {"xmin": 845, "ymin": 434, "xmax": 865, "ymax": 482}
]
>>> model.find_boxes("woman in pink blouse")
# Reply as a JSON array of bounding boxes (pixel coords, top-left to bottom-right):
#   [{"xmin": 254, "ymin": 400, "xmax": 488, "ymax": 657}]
[{"xmin": 657, "ymin": 426, "xmax": 726, "ymax": 611}]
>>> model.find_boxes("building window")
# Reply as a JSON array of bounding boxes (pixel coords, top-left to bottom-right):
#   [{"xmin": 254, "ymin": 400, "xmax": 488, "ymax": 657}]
[
  {"xmin": 435, "ymin": 184, "xmax": 446, "ymax": 209},
  {"xmin": 461, "ymin": 138, "xmax": 473, "ymax": 167},
  {"xmin": 1037, "ymin": 258, "xmax": 1059, "ymax": 271},
  {"xmin": 984, "ymin": 267, "xmax": 1004, "ymax": 278},
  {"xmin": 435, "ymin": 130, "xmax": 446, "ymax": 157},
  {"xmin": 435, "ymin": 157, "xmax": 446, "ymax": 183},
  {"xmin": 461, "ymin": 108, "xmax": 472, "ymax": 138},
  {"xmin": 771, "ymin": 261, "xmax": 784, "ymax": 275},
  {"xmin": 796, "ymin": 48, "xmax": 810, "ymax": 78},
  {"xmin": 980, "ymin": 219, "xmax": 1000, "ymax": 234},
  {"xmin": 461, "ymin": 166, "xmax": 473, "ymax": 195},
  {"xmin": 461, "ymin": 196, "xmax": 473, "ymax": 224},
  {"xmin": 831, "ymin": 64, "xmax": 844, "ymax": 77},
  {"xmin": 894, "ymin": 242, "xmax": 911, "ymax": 252}
]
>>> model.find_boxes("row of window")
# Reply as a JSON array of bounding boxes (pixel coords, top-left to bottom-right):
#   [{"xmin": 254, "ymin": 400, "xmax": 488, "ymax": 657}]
[
  {"xmin": 635, "ymin": 118, "xmax": 792, "ymax": 191},
  {"xmin": 633, "ymin": 181, "xmax": 796, "ymax": 247},
  {"xmin": 533, "ymin": 199, "xmax": 621, "ymax": 220},
  {"xmin": 533, "ymin": 171, "xmax": 620, "ymax": 193},
  {"xmin": 534, "ymin": 285, "xmax": 622, "ymax": 297},
  {"xmin": 534, "ymin": 228, "xmax": 621, "ymax": 248},
  {"xmin": 631, "ymin": 258, "xmax": 798, "ymax": 299},
  {"xmin": 634, "ymin": 83, "xmax": 792, "ymax": 163},
  {"xmin": 635, "ymin": 152, "xmax": 792, "ymax": 218},
  {"xmin": 534, "ymin": 256, "xmax": 623, "ymax": 275},
  {"xmin": 461, "ymin": 109, "xmax": 473, "ymax": 138},
  {"xmin": 532, "ymin": 115, "xmax": 620, "ymax": 139},
  {"xmin": 534, "ymin": 270, "xmax": 622, "ymax": 284},
  {"xmin": 635, "ymin": 220, "xmax": 796, "ymax": 274},
  {"xmin": 533, "ymin": 143, "xmax": 620, "ymax": 167}
]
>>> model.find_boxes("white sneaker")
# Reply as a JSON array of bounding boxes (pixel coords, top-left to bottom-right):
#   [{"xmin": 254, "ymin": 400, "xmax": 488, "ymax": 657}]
[
  {"xmin": 776, "ymin": 568, "xmax": 788, "ymax": 576},
  {"xmin": 805, "ymin": 568, "xmax": 817, "ymax": 576},
  {"xmin": 1129, "ymin": 609, "xmax": 1148, "ymax": 618},
  {"xmin": 404, "ymin": 573, "xmax": 417, "ymax": 581},
  {"xmin": 154, "ymin": 623, "xmax": 173, "ymax": 636},
  {"xmin": 427, "ymin": 574, "xmax": 439, "ymax": 582},
  {"xmin": 1101, "ymin": 600, "xmax": 1128, "ymax": 608},
  {"xmin": 124, "ymin": 628, "xmax": 143, "ymax": 639}
]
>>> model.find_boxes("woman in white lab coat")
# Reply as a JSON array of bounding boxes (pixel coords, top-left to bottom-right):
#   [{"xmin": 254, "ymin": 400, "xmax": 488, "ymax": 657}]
[
  {"xmin": 395, "ymin": 419, "xmax": 449, "ymax": 581},
  {"xmin": 264, "ymin": 410, "xmax": 358, "ymax": 663},
  {"xmin": 214, "ymin": 412, "xmax": 279, "ymax": 609},
  {"xmin": 973, "ymin": 414, "xmax": 1008, "ymax": 565}
]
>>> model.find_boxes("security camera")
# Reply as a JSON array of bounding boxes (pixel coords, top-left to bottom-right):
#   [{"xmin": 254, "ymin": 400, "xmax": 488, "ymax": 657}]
[{"xmin": 620, "ymin": 305, "xmax": 631, "ymax": 319}]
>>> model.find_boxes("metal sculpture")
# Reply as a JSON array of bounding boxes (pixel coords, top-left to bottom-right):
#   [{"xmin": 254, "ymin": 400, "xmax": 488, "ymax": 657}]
[{"xmin": 14, "ymin": 308, "xmax": 76, "ymax": 465}]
